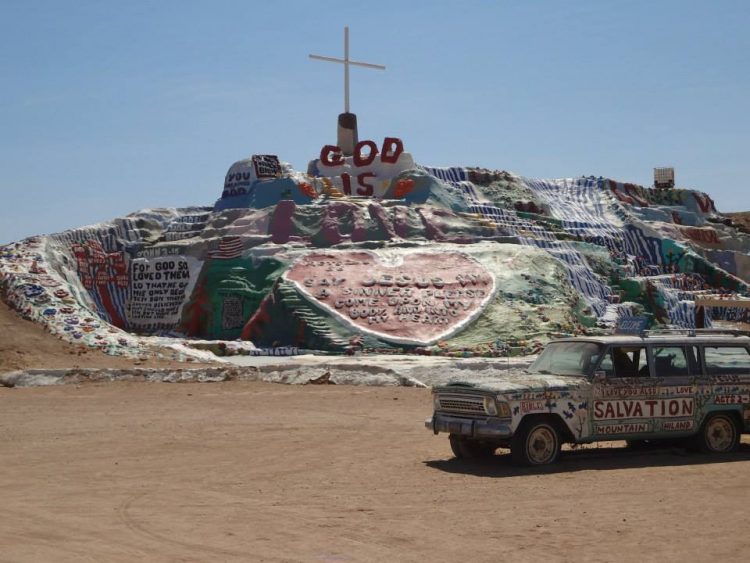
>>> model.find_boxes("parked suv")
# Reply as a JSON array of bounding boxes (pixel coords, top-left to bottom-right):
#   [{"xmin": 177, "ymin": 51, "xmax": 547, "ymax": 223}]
[{"xmin": 425, "ymin": 330, "xmax": 750, "ymax": 465}]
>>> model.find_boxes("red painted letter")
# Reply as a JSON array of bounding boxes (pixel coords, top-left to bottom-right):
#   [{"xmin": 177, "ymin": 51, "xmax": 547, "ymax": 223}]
[
  {"xmin": 341, "ymin": 173, "xmax": 352, "ymax": 195},
  {"xmin": 380, "ymin": 137, "xmax": 404, "ymax": 164},
  {"xmin": 356, "ymin": 172, "xmax": 376, "ymax": 196},
  {"xmin": 320, "ymin": 145, "xmax": 344, "ymax": 167},
  {"xmin": 353, "ymin": 140, "xmax": 378, "ymax": 167}
]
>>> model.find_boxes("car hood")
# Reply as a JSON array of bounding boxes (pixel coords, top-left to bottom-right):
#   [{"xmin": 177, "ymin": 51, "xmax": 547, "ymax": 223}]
[{"xmin": 435, "ymin": 370, "xmax": 589, "ymax": 398}]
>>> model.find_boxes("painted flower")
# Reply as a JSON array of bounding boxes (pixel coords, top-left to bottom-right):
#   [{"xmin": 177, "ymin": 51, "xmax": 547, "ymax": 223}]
[
  {"xmin": 393, "ymin": 178, "xmax": 415, "ymax": 198},
  {"xmin": 297, "ymin": 182, "xmax": 317, "ymax": 198},
  {"xmin": 22, "ymin": 284, "xmax": 44, "ymax": 298}
]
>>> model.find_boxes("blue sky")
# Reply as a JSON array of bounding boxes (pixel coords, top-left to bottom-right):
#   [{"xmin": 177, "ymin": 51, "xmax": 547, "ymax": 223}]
[{"xmin": 1, "ymin": 0, "xmax": 748, "ymax": 243}]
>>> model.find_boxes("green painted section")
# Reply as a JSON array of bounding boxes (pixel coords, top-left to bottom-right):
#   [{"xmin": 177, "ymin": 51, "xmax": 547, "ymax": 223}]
[{"xmin": 180, "ymin": 257, "xmax": 286, "ymax": 340}]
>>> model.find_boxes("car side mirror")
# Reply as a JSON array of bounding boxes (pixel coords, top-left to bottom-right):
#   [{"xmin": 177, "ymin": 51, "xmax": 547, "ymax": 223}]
[{"xmin": 593, "ymin": 370, "xmax": 606, "ymax": 383}]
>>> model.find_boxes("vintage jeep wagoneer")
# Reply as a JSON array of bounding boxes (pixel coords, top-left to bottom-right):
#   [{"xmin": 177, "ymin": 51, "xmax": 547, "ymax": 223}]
[{"xmin": 425, "ymin": 330, "xmax": 750, "ymax": 465}]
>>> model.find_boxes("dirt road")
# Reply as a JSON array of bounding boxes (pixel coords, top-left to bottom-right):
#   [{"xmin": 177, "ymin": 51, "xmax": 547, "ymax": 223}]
[{"xmin": 2, "ymin": 381, "xmax": 749, "ymax": 562}]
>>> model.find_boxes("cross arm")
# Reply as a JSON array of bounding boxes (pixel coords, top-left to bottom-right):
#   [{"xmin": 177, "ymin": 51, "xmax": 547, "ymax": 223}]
[
  {"xmin": 309, "ymin": 54, "xmax": 345, "ymax": 64},
  {"xmin": 309, "ymin": 54, "xmax": 385, "ymax": 70},
  {"xmin": 348, "ymin": 59, "xmax": 385, "ymax": 70}
]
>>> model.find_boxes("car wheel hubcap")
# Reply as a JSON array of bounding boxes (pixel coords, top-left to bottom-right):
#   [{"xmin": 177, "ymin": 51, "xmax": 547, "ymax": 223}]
[
  {"xmin": 706, "ymin": 417, "xmax": 734, "ymax": 452},
  {"xmin": 527, "ymin": 426, "xmax": 556, "ymax": 464}
]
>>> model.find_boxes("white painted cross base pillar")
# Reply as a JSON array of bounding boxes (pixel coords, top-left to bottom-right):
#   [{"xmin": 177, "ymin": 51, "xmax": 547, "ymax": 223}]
[
  {"xmin": 310, "ymin": 27, "xmax": 384, "ymax": 156},
  {"xmin": 337, "ymin": 112, "xmax": 358, "ymax": 156}
]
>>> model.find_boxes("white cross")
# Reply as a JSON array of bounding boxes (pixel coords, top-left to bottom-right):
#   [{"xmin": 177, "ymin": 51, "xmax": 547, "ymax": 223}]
[{"xmin": 309, "ymin": 27, "xmax": 385, "ymax": 114}]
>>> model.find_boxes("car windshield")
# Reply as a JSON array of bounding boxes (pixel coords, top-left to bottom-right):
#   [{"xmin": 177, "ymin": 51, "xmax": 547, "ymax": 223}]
[{"xmin": 528, "ymin": 341, "xmax": 603, "ymax": 377}]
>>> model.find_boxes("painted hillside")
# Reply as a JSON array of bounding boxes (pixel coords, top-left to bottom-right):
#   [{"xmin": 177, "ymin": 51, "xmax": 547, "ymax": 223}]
[{"xmin": 1, "ymin": 145, "xmax": 748, "ymax": 359}]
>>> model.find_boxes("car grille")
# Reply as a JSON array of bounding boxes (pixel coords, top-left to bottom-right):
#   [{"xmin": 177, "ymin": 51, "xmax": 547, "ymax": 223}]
[{"xmin": 437, "ymin": 394, "xmax": 486, "ymax": 415}]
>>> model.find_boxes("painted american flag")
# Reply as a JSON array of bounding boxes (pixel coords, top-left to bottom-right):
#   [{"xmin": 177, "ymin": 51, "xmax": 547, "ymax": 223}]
[{"xmin": 208, "ymin": 236, "xmax": 243, "ymax": 260}]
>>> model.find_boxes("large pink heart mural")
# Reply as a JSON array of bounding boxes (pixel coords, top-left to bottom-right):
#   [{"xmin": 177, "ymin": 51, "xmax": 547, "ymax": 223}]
[{"xmin": 283, "ymin": 251, "xmax": 496, "ymax": 345}]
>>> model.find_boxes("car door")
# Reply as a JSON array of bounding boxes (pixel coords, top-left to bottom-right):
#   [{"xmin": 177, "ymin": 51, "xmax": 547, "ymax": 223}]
[
  {"xmin": 702, "ymin": 344, "xmax": 750, "ymax": 431},
  {"xmin": 649, "ymin": 345, "xmax": 701, "ymax": 435},
  {"xmin": 591, "ymin": 344, "xmax": 659, "ymax": 439}
]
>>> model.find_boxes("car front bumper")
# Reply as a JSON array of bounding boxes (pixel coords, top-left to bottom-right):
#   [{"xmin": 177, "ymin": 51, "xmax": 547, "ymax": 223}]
[{"xmin": 425, "ymin": 413, "xmax": 512, "ymax": 439}]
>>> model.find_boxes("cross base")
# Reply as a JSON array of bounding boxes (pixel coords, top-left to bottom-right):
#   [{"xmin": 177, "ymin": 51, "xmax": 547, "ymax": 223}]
[{"xmin": 337, "ymin": 112, "xmax": 358, "ymax": 156}]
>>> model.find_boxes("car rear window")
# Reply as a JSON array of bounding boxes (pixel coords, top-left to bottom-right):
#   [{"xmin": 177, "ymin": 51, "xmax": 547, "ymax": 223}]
[{"xmin": 703, "ymin": 346, "xmax": 750, "ymax": 375}]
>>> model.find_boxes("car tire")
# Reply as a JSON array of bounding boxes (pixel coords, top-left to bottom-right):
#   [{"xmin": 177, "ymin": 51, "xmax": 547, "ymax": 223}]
[
  {"xmin": 511, "ymin": 417, "xmax": 561, "ymax": 466},
  {"xmin": 693, "ymin": 412, "xmax": 740, "ymax": 454},
  {"xmin": 449, "ymin": 434, "xmax": 496, "ymax": 459}
]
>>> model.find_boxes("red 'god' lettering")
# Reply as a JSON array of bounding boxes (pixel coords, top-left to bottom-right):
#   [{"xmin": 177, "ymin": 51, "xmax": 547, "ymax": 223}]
[{"xmin": 319, "ymin": 137, "xmax": 405, "ymax": 168}]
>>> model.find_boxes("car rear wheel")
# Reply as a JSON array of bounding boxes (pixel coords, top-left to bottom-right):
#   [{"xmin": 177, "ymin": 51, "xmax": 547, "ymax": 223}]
[
  {"xmin": 694, "ymin": 413, "xmax": 740, "ymax": 454},
  {"xmin": 449, "ymin": 434, "xmax": 497, "ymax": 459},
  {"xmin": 511, "ymin": 417, "xmax": 561, "ymax": 466}
]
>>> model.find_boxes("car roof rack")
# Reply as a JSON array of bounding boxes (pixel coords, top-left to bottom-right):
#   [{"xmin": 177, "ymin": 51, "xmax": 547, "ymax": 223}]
[{"xmin": 641, "ymin": 328, "xmax": 749, "ymax": 338}]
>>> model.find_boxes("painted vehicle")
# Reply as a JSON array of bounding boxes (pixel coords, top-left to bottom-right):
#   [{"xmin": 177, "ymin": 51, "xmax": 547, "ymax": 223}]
[{"xmin": 425, "ymin": 330, "xmax": 750, "ymax": 465}]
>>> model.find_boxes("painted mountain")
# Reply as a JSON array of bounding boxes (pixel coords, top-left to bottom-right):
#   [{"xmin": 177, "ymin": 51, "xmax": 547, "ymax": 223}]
[{"xmin": 2, "ymin": 144, "xmax": 748, "ymax": 358}]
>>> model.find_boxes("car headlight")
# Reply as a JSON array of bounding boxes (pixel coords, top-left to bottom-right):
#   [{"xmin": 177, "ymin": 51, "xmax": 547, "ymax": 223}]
[
  {"xmin": 483, "ymin": 396, "xmax": 498, "ymax": 416},
  {"xmin": 433, "ymin": 393, "xmax": 441, "ymax": 410},
  {"xmin": 495, "ymin": 399, "xmax": 511, "ymax": 418}
]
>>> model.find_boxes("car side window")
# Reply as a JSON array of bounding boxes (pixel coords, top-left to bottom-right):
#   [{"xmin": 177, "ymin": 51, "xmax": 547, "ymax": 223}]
[
  {"xmin": 703, "ymin": 346, "xmax": 750, "ymax": 375},
  {"xmin": 652, "ymin": 346, "xmax": 691, "ymax": 377},
  {"xmin": 599, "ymin": 346, "xmax": 649, "ymax": 378}
]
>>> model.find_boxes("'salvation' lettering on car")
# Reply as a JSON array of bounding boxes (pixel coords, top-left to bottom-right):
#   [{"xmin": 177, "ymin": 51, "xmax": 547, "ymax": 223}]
[{"xmin": 593, "ymin": 399, "xmax": 694, "ymax": 419}]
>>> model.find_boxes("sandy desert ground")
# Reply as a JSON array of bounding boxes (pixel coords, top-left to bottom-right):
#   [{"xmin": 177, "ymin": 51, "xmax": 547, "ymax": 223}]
[
  {"xmin": 3, "ymin": 380, "xmax": 750, "ymax": 563},
  {"xmin": 2, "ymin": 302, "xmax": 750, "ymax": 562}
]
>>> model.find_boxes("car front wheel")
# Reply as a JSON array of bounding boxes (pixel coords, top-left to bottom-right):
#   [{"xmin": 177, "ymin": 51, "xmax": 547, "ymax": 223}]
[
  {"xmin": 449, "ymin": 434, "xmax": 497, "ymax": 459},
  {"xmin": 511, "ymin": 417, "xmax": 561, "ymax": 466}
]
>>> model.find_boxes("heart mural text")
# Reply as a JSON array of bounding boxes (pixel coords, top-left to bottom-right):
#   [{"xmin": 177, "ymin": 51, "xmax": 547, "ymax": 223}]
[{"xmin": 284, "ymin": 251, "xmax": 495, "ymax": 345}]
